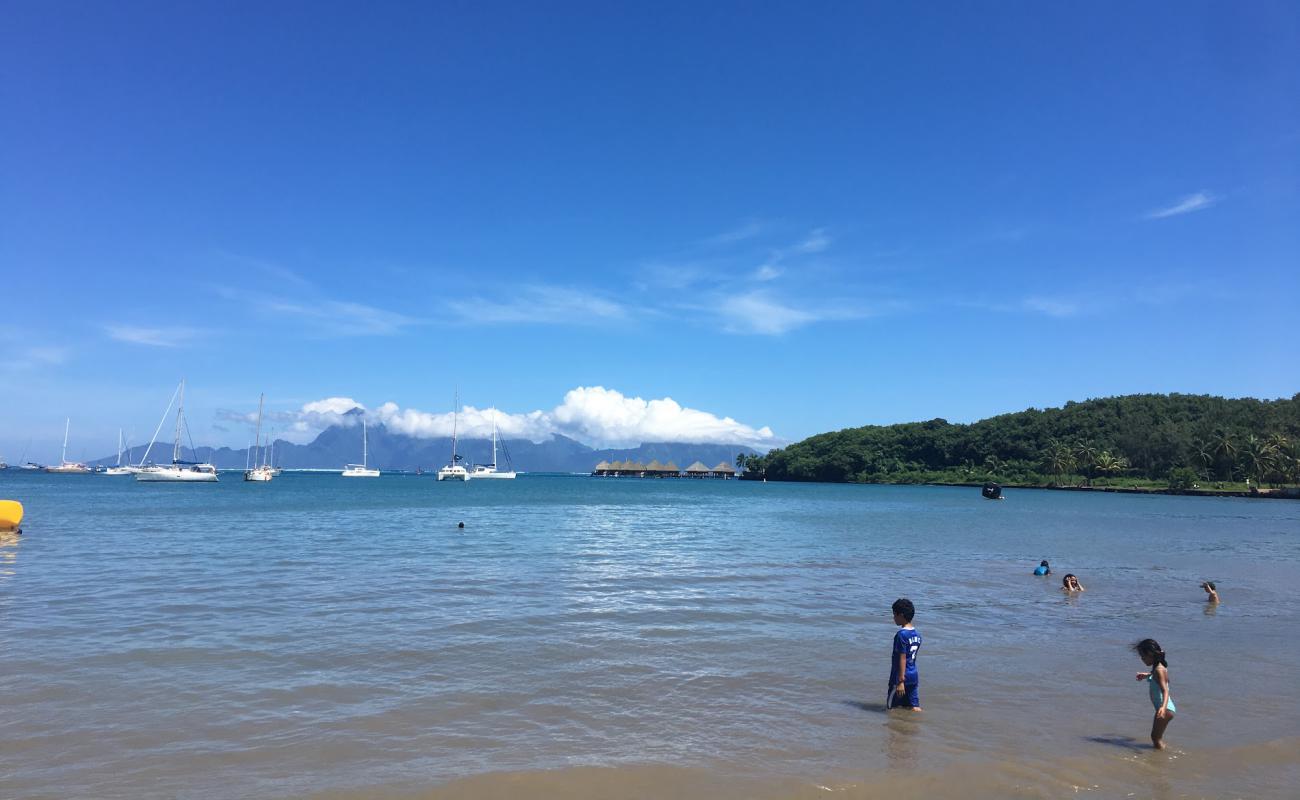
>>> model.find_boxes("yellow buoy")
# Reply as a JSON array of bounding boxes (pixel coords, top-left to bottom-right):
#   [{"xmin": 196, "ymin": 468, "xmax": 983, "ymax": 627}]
[{"xmin": 0, "ymin": 500, "xmax": 23, "ymax": 531}]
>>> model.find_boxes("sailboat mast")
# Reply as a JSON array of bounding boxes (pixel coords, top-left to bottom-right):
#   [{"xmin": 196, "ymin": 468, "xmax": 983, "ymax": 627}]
[
  {"xmin": 253, "ymin": 393, "xmax": 264, "ymax": 469},
  {"xmin": 174, "ymin": 379, "xmax": 186, "ymax": 463},
  {"xmin": 450, "ymin": 391, "xmax": 459, "ymax": 465},
  {"xmin": 492, "ymin": 409, "xmax": 498, "ymax": 467},
  {"xmin": 62, "ymin": 418, "xmax": 70, "ymax": 464},
  {"xmin": 117, "ymin": 429, "xmax": 123, "ymax": 466},
  {"xmin": 362, "ymin": 419, "xmax": 368, "ymax": 468}
]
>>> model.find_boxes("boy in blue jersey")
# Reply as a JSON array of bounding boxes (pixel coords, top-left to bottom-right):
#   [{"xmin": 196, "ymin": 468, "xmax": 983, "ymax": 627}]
[{"xmin": 887, "ymin": 598, "xmax": 922, "ymax": 711}]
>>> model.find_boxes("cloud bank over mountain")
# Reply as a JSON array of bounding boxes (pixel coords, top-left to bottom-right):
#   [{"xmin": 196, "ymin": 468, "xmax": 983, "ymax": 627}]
[{"xmin": 244, "ymin": 386, "xmax": 779, "ymax": 450}]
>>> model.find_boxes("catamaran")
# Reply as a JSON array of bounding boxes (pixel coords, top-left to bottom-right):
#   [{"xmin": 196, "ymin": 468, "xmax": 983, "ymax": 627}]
[
  {"xmin": 136, "ymin": 380, "xmax": 219, "ymax": 482},
  {"xmin": 244, "ymin": 394, "xmax": 274, "ymax": 482},
  {"xmin": 45, "ymin": 418, "xmax": 91, "ymax": 473},
  {"xmin": 101, "ymin": 429, "xmax": 133, "ymax": 475},
  {"xmin": 341, "ymin": 419, "xmax": 380, "ymax": 477},
  {"xmin": 469, "ymin": 410, "xmax": 516, "ymax": 479},
  {"xmin": 436, "ymin": 396, "xmax": 470, "ymax": 481}
]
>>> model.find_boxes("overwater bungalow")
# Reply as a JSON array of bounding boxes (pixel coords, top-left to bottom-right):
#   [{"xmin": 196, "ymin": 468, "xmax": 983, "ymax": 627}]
[
  {"xmin": 710, "ymin": 462, "xmax": 737, "ymax": 480},
  {"xmin": 684, "ymin": 461, "xmax": 710, "ymax": 478}
]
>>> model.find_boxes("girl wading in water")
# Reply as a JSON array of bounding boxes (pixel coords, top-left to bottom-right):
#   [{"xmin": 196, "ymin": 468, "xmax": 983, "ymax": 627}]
[{"xmin": 1133, "ymin": 639, "xmax": 1175, "ymax": 749}]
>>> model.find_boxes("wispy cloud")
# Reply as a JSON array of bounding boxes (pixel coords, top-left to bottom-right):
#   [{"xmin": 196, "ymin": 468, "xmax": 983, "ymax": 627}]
[
  {"xmin": 1, "ymin": 342, "xmax": 70, "ymax": 371},
  {"xmin": 446, "ymin": 286, "xmax": 626, "ymax": 325},
  {"xmin": 792, "ymin": 227, "xmax": 830, "ymax": 254},
  {"xmin": 105, "ymin": 325, "xmax": 204, "ymax": 347},
  {"xmin": 1145, "ymin": 191, "xmax": 1217, "ymax": 220},
  {"xmin": 704, "ymin": 220, "xmax": 764, "ymax": 246},
  {"xmin": 715, "ymin": 290, "xmax": 865, "ymax": 335},
  {"xmin": 1021, "ymin": 296, "xmax": 1079, "ymax": 317},
  {"xmin": 210, "ymin": 259, "xmax": 423, "ymax": 337}
]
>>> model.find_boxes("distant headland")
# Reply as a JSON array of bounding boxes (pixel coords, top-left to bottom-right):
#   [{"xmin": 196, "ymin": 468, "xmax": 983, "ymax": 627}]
[{"xmin": 737, "ymin": 393, "xmax": 1300, "ymax": 498}]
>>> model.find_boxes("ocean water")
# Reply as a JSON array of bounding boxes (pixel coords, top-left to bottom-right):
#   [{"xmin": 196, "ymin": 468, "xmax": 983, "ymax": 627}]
[{"xmin": 2, "ymin": 472, "xmax": 1298, "ymax": 799}]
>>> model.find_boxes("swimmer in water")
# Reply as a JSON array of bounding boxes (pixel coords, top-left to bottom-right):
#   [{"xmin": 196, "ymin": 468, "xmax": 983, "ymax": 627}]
[
  {"xmin": 1062, "ymin": 573, "xmax": 1084, "ymax": 593},
  {"xmin": 1033, "ymin": 560, "xmax": 1051, "ymax": 576},
  {"xmin": 1201, "ymin": 581, "xmax": 1219, "ymax": 604},
  {"xmin": 1133, "ymin": 638, "xmax": 1175, "ymax": 749}
]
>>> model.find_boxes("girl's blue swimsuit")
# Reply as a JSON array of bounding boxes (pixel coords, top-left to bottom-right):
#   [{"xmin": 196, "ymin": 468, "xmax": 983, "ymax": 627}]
[{"xmin": 1147, "ymin": 672, "xmax": 1175, "ymax": 713}]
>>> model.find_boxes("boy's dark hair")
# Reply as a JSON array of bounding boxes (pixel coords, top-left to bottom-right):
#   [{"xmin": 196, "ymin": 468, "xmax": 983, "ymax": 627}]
[
  {"xmin": 891, "ymin": 598, "xmax": 915, "ymax": 622},
  {"xmin": 1204, "ymin": 580, "xmax": 1216, "ymax": 590},
  {"xmin": 1040, "ymin": 560, "xmax": 1050, "ymax": 567}
]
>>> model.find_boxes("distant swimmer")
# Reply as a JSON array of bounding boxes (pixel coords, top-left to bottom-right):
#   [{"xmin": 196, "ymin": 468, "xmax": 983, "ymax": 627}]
[
  {"xmin": 886, "ymin": 598, "xmax": 923, "ymax": 712},
  {"xmin": 1133, "ymin": 639, "xmax": 1175, "ymax": 749},
  {"xmin": 1201, "ymin": 581, "xmax": 1219, "ymax": 604},
  {"xmin": 1034, "ymin": 560, "xmax": 1051, "ymax": 576},
  {"xmin": 1062, "ymin": 574, "xmax": 1085, "ymax": 593},
  {"xmin": 457, "ymin": 522, "xmax": 465, "ymax": 529}
]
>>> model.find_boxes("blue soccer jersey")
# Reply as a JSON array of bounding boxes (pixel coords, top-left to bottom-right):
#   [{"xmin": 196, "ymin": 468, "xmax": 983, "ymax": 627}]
[{"xmin": 890, "ymin": 627, "xmax": 922, "ymax": 686}]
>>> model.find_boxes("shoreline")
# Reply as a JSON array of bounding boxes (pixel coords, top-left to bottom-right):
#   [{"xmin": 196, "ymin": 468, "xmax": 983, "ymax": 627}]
[{"xmin": 744, "ymin": 476, "xmax": 1300, "ymax": 499}]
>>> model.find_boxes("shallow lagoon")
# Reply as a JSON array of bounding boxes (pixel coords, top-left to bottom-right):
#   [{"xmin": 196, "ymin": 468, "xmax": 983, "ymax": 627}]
[{"xmin": 2, "ymin": 473, "xmax": 1297, "ymax": 798}]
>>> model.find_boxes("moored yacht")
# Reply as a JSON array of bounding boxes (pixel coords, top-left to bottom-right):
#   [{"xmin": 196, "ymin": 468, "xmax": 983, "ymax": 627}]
[
  {"xmin": 45, "ymin": 419, "xmax": 91, "ymax": 473},
  {"xmin": 244, "ymin": 394, "xmax": 275, "ymax": 482},
  {"xmin": 135, "ymin": 380, "xmax": 219, "ymax": 482},
  {"xmin": 341, "ymin": 419, "xmax": 380, "ymax": 477},
  {"xmin": 468, "ymin": 410, "xmax": 516, "ymax": 479},
  {"xmin": 436, "ymin": 395, "xmax": 470, "ymax": 481}
]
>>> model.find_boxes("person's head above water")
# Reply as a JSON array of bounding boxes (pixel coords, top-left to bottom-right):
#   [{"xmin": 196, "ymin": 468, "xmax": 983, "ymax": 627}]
[
  {"xmin": 1202, "ymin": 581, "xmax": 1216, "ymax": 591},
  {"xmin": 1062, "ymin": 573, "xmax": 1080, "ymax": 588},
  {"xmin": 1040, "ymin": 560, "xmax": 1050, "ymax": 567},
  {"xmin": 891, "ymin": 598, "xmax": 915, "ymax": 625}
]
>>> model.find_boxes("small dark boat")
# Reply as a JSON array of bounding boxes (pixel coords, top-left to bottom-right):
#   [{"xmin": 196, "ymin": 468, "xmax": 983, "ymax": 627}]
[{"xmin": 982, "ymin": 482, "xmax": 1003, "ymax": 500}]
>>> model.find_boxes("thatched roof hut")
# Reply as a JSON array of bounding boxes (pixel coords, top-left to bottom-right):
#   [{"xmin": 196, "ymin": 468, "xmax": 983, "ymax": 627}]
[
  {"xmin": 685, "ymin": 461, "xmax": 710, "ymax": 474},
  {"xmin": 711, "ymin": 462, "xmax": 737, "ymax": 478}
]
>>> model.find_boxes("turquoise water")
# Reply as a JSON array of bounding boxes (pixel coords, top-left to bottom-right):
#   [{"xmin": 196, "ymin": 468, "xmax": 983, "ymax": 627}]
[{"xmin": 2, "ymin": 473, "xmax": 1298, "ymax": 798}]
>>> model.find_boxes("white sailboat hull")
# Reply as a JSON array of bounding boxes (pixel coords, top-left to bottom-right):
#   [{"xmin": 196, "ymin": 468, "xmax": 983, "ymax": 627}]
[
  {"xmin": 341, "ymin": 467, "xmax": 380, "ymax": 477},
  {"xmin": 244, "ymin": 466, "xmax": 274, "ymax": 482},
  {"xmin": 136, "ymin": 465, "xmax": 219, "ymax": 482},
  {"xmin": 45, "ymin": 463, "xmax": 91, "ymax": 474},
  {"xmin": 101, "ymin": 467, "xmax": 133, "ymax": 476},
  {"xmin": 437, "ymin": 466, "xmax": 470, "ymax": 481},
  {"xmin": 470, "ymin": 468, "xmax": 516, "ymax": 479}
]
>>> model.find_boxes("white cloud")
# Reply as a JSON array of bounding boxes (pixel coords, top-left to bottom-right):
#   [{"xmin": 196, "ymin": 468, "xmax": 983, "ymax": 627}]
[
  {"xmin": 1021, "ymin": 296, "xmax": 1079, "ymax": 317},
  {"xmin": 280, "ymin": 386, "xmax": 780, "ymax": 449},
  {"xmin": 705, "ymin": 221, "xmax": 764, "ymax": 246},
  {"xmin": 793, "ymin": 228, "xmax": 831, "ymax": 254},
  {"xmin": 717, "ymin": 291, "xmax": 819, "ymax": 335},
  {"xmin": 713, "ymin": 290, "xmax": 867, "ymax": 335},
  {"xmin": 106, "ymin": 325, "xmax": 203, "ymax": 347},
  {"xmin": 446, "ymin": 286, "xmax": 626, "ymax": 325},
  {"xmin": 752, "ymin": 264, "xmax": 782, "ymax": 281},
  {"xmin": 1145, "ymin": 191, "xmax": 1217, "ymax": 219}
]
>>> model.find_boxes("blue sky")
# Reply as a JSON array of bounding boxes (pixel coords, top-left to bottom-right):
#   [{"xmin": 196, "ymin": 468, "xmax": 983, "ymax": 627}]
[{"xmin": 2, "ymin": 1, "xmax": 1298, "ymax": 461}]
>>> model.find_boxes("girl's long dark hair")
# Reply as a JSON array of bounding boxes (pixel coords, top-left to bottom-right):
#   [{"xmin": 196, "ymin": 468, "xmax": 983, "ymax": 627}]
[{"xmin": 1134, "ymin": 638, "xmax": 1168, "ymax": 669}]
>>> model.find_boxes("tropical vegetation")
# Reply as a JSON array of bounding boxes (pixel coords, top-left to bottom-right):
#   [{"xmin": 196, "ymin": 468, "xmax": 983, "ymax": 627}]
[{"xmin": 737, "ymin": 393, "xmax": 1300, "ymax": 491}]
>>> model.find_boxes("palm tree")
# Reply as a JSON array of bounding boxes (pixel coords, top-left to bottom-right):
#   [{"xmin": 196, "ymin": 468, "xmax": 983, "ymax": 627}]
[
  {"xmin": 983, "ymin": 454, "xmax": 1003, "ymax": 480},
  {"xmin": 1041, "ymin": 440, "xmax": 1075, "ymax": 486},
  {"xmin": 1211, "ymin": 430, "xmax": 1238, "ymax": 482},
  {"xmin": 1075, "ymin": 442, "xmax": 1099, "ymax": 486},
  {"xmin": 1240, "ymin": 435, "xmax": 1276, "ymax": 487},
  {"xmin": 1095, "ymin": 450, "xmax": 1127, "ymax": 483},
  {"xmin": 735, "ymin": 452, "xmax": 748, "ymax": 472}
]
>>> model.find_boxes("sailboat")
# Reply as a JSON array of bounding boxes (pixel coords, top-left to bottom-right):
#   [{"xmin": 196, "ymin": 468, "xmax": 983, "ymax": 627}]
[
  {"xmin": 244, "ymin": 394, "xmax": 274, "ymax": 482},
  {"xmin": 436, "ymin": 395, "xmax": 470, "ymax": 481},
  {"xmin": 45, "ymin": 418, "xmax": 91, "ymax": 473},
  {"xmin": 102, "ymin": 429, "xmax": 132, "ymax": 475},
  {"xmin": 136, "ymin": 380, "xmax": 219, "ymax": 482},
  {"xmin": 469, "ymin": 410, "xmax": 516, "ymax": 479},
  {"xmin": 342, "ymin": 419, "xmax": 380, "ymax": 477}
]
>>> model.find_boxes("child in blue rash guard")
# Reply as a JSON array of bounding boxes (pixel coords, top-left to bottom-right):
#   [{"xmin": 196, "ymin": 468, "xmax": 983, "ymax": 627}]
[
  {"xmin": 887, "ymin": 598, "xmax": 922, "ymax": 711},
  {"xmin": 1034, "ymin": 560, "xmax": 1051, "ymax": 576}
]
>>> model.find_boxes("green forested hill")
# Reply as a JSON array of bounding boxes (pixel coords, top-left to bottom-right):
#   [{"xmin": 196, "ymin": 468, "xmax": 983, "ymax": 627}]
[{"xmin": 743, "ymin": 394, "xmax": 1300, "ymax": 487}]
